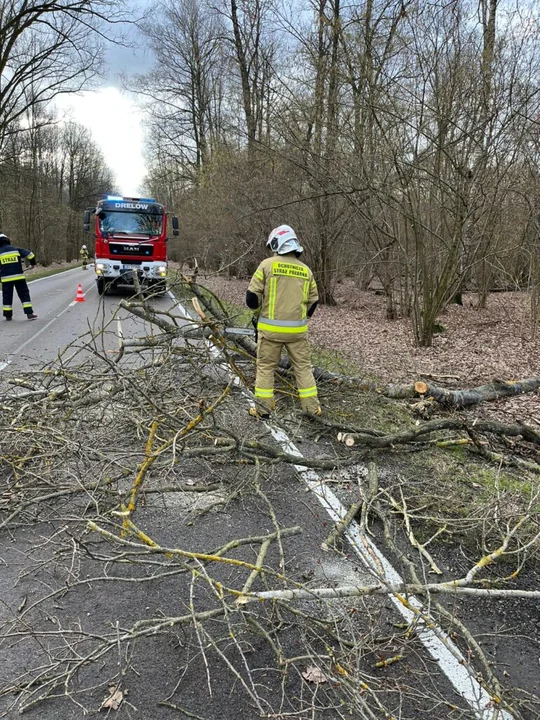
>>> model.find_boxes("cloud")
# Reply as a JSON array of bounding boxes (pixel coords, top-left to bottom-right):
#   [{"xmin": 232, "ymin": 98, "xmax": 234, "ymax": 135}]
[
  {"xmin": 55, "ymin": 88, "xmax": 147, "ymax": 197},
  {"xmin": 101, "ymin": 0, "xmax": 155, "ymax": 88}
]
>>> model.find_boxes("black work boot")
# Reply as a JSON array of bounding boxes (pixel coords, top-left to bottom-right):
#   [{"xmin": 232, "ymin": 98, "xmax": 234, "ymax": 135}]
[
  {"xmin": 27, "ymin": 314, "xmax": 38, "ymax": 320},
  {"xmin": 4, "ymin": 316, "xmax": 12, "ymax": 321}
]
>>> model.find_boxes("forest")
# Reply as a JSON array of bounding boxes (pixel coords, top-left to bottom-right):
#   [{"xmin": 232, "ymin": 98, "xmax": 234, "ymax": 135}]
[
  {"xmin": 138, "ymin": 0, "xmax": 540, "ymax": 345},
  {"xmin": 1, "ymin": 0, "xmax": 539, "ymax": 345},
  {"xmin": 0, "ymin": 1, "xmax": 123, "ymax": 265}
]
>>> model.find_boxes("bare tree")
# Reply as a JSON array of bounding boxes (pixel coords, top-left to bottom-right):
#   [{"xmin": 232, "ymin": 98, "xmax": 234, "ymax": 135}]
[
  {"xmin": 0, "ymin": 115, "xmax": 114, "ymax": 263},
  {"xmin": 225, "ymin": 0, "xmax": 277, "ymax": 159},
  {"xmin": 135, "ymin": 0, "xmax": 226, "ymax": 184},
  {"xmin": 0, "ymin": 0, "xmax": 128, "ymax": 154},
  {"xmin": 139, "ymin": 0, "xmax": 540, "ymax": 331}
]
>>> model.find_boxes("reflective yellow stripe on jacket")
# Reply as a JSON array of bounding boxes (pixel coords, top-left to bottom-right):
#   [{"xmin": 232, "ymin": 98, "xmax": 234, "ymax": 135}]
[
  {"xmin": 0, "ymin": 252, "xmax": 20, "ymax": 264},
  {"xmin": 1, "ymin": 274, "xmax": 25, "ymax": 282},
  {"xmin": 301, "ymin": 280, "xmax": 310, "ymax": 319},
  {"xmin": 268, "ymin": 276, "xmax": 277, "ymax": 319},
  {"xmin": 257, "ymin": 317, "xmax": 308, "ymax": 334}
]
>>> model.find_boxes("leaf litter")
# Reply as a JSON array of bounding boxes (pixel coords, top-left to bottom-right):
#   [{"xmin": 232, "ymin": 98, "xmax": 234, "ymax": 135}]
[{"xmin": 201, "ymin": 275, "xmax": 540, "ymax": 424}]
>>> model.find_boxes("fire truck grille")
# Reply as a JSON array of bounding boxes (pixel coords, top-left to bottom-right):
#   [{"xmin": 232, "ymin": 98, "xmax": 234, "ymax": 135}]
[{"xmin": 109, "ymin": 243, "xmax": 154, "ymax": 257}]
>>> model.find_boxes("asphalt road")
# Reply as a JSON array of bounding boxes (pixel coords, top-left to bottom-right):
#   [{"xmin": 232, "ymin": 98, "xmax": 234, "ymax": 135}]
[
  {"xmin": 0, "ymin": 267, "xmax": 174, "ymax": 371},
  {"xmin": 0, "ymin": 268, "xmax": 537, "ymax": 720}
]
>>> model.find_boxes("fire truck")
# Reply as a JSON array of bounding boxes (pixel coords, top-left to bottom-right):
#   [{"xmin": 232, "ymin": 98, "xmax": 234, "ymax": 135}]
[{"xmin": 83, "ymin": 195, "xmax": 178, "ymax": 296}]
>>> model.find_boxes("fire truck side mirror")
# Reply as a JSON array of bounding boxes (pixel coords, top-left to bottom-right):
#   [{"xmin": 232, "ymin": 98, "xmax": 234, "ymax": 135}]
[
  {"xmin": 83, "ymin": 209, "xmax": 90, "ymax": 233},
  {"xmin": 172, "ymin": 216, "xmax": 179, "ymax": 236}
]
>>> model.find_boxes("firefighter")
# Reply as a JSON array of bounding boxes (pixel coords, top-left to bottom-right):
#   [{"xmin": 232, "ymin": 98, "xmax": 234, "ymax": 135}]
[
  {"xmin": 0, "ymin": 234, "xmax": 37, "ymax": 321},
  {"xmin": 80, "ymin": 244, "xmax": 89, "ymax": 270},
  {"xmin": 246, "ymin": 225, "xmax": 321, "ymax": 417}
]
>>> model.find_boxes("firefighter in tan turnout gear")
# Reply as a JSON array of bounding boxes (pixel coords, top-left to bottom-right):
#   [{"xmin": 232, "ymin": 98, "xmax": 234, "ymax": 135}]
[
  {"xmin": 246, "ymin": 225, "xmax": 321, "ymax": 417},
  {"xmin": 79, "ymin": 244, "xmax": 89, "ymax": 270}
]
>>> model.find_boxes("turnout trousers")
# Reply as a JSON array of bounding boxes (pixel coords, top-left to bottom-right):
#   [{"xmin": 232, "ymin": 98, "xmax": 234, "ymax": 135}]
[
  {"xmin": 2, "ymin": 279, "xmax": 34, "ymax": 318},
  {"xmin": 254, "ymin": 336, "xmax": 320, "ymax": 414}
]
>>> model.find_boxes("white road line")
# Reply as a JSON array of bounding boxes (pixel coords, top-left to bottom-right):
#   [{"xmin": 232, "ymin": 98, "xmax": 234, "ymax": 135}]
[
  {"xmin": 170, "ymin": 293, "xmax": 513, "ymax": 720},
  {"xmin": 0, "ymin": 269, "xmax": 82, "ymax": 368},
  {"xmin": 279, "ymin": 446, "xmax": 512, "ymax": 720},
  {"xmin": 0, "ymin": 283, "xmax": 94, "ymax": 370},
  {"xmin": 4, "ymin": 305, "xmax": 74, "ymax": 360}
]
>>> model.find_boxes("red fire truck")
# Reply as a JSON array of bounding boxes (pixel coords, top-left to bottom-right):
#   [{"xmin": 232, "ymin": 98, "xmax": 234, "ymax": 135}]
[{"xmin": 83, "ymin": 195, "xmax": 178, "ymax": 296}]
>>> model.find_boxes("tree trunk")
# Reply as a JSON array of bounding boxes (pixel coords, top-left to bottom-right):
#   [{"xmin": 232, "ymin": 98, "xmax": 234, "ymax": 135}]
[
  {"xmin": 385, "ymin": 378, "xmax": 540, "ymax": 408},
  {"xmin": 230, "ymin": 0, "xmax": 257, "ymax": 159}
]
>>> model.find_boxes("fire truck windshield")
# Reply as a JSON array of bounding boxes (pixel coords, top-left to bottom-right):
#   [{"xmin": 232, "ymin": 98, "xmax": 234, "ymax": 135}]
[{"xmin": 99, "ymin": 211, "xmax": 162, "ymax": 236}]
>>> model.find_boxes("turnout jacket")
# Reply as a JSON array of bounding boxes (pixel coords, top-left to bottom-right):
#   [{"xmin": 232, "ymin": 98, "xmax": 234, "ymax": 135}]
[
  {"xmin": 0, "ymin": 244, "xmax": 36, "ymax": 282},
  {"xmin": 248, "ymin": 254, "xmax": 318, "ymax": 341}
]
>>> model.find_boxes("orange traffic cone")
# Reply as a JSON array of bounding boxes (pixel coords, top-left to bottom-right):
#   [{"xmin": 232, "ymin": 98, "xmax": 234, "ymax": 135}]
[{"xmin": 75, "ymin": 283, "xmax": 85, "ymax": 302}]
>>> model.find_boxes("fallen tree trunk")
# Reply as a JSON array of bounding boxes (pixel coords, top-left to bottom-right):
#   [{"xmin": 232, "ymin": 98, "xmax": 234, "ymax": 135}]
[
  {"xmin": 336, "ymin": 418, "xmax": 540, "ymax": 448},
  {"xmin": 385, "ymin": 378, "xmax": 540, "ymax": 408},
  {"xmin": 125, "ymin": 282, "xmax": 540, "ymax": 409},
  {"xmin": 187, "ymin": 280, "xmax": 540, "ymax": 404}
]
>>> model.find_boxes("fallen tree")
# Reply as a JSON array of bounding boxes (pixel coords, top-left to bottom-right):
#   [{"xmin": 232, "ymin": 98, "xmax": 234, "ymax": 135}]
[
  {"xmin": 1, "ymin": 284, "xmax": 538, "ymax": 719},
  {"xmin": 170, "ymin": 276, "xmax": 540, "ymax": 409},
  {"xmin": 385, "ymin": 378, "xmax": 540, "ymax": 408},
  {"xmin": 333, "ymin": 417, "xmax": 540, "ymax": 449},
  {"xmin": 174, "ymin": 276, "xmax": 376, "ymax": 386}
]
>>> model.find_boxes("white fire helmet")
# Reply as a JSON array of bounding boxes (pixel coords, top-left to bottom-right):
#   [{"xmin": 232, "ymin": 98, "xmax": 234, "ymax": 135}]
[
  {"xmin": 266, "ymin": 225, "xmax": 303, "ymax": 255},
  {"xmin": 82, "ymin": 245, "xmax": 87, "ymax": 250}
]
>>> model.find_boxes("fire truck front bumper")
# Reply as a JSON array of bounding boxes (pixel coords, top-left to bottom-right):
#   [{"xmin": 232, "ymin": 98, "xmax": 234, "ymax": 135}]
[{"xmin": 95, "ymin": 261, "xmax": 167, "ymax": 283}]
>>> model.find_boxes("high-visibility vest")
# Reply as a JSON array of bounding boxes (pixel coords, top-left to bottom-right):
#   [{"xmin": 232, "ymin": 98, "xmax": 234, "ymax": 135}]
[
  {"xmin": 248, "ymin": 254, "xmax": 318, "ymax": 341},
  {"xmin": 0, "ymin": 245, "xmax": 35, "ymax": 282}
]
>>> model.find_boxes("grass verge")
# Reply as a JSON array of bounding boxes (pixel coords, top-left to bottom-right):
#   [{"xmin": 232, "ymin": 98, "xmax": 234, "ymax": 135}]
[{"xmin": 27, "ymin": 262, "xmax": 80, "ymax": 282}]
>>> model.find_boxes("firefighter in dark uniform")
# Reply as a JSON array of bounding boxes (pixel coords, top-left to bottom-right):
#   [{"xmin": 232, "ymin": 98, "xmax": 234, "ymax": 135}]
[
  {"xmin": 0, "ymin": 234, "xmax": 38, "ymax": 320},
  {"xmin": 246, "ymin": 225, "xmax": 321, "ymax": 417}
]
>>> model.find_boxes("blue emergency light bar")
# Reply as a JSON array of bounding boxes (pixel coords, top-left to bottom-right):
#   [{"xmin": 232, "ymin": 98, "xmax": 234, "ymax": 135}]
[{"xmin": 104, "ymin": 195, "xmax": 156, "ymax": 203}]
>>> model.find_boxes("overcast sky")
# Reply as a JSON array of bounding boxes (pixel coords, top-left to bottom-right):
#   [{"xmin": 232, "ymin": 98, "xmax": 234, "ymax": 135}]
[{"xmin": 55, "ymin": 16, "xmax": 153, "ymax": 198}]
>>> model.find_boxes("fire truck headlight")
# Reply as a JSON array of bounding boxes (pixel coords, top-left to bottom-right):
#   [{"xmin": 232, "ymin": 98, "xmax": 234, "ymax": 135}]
[
  {"xmin": 158, "ymin": 266, "xmax": 167, "ymax": 277},
  {"xmin": 95, "ymin": 263, "xmax": 104, "ymax": 274}
]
